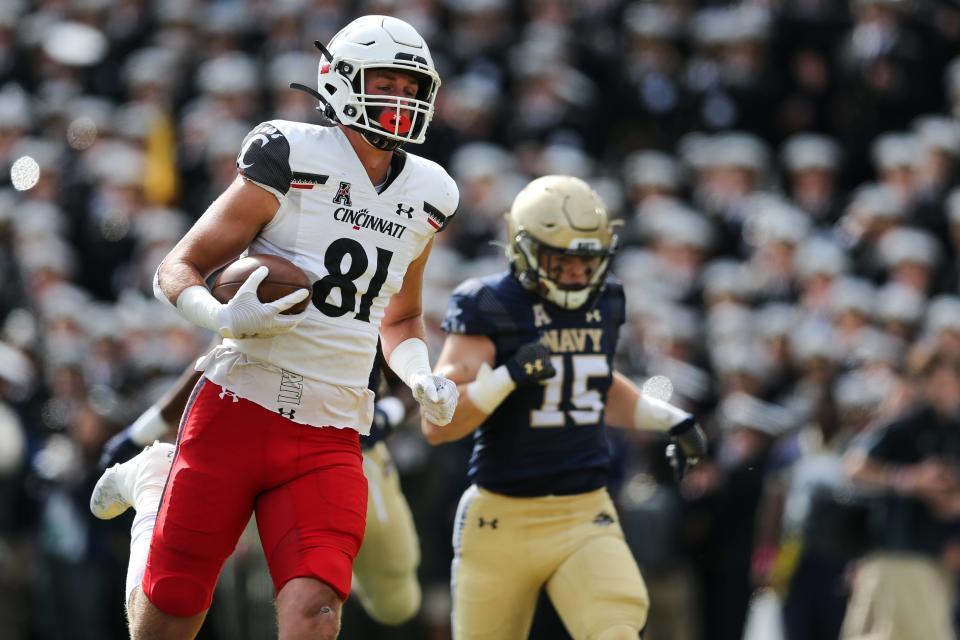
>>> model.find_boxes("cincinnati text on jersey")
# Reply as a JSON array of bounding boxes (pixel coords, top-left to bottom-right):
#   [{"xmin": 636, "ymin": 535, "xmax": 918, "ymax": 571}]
[{"xmin": 333, "ymin": 207, "xmax": 408, "ymax": 238}]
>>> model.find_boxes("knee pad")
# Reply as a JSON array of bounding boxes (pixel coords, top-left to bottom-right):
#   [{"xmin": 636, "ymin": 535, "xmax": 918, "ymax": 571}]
[
  {"xmin": 596, "ymin": 624, "xmax": 640, "ymax": 640},
  {"xmin": 145, "ymin": 575, "xmax": 211, "ymax": 618},
  {"xmin": 360, "ymin": 575, "xmax": 421, "ymax": 626}
]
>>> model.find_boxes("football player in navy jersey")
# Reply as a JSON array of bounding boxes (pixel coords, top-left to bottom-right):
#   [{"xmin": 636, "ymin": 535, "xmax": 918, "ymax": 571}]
[
  {"xmin": 422, "ymin": 176, "xmax": 708, "ymax": 640},
  {"xmin": 89, "ymin": 15, "xmax": 458, "ymax": 640}
]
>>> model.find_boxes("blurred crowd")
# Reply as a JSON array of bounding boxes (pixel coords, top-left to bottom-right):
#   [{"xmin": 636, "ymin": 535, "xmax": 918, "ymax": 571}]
[{"xmin": 1, "ymin": 0, "xmax": 960, "ymax": 639}]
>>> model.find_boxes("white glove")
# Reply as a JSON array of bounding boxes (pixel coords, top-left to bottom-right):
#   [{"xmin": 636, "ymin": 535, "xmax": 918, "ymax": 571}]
[
  {"xmin": 409, "ymin": 372, "xmax": 459, "ymax": 426},
  {"xmin": 177, "ymin": 266, "xmax": 310, "ymax": 339}
]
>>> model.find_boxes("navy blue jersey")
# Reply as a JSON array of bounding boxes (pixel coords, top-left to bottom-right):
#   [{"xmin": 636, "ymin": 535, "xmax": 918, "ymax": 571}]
[{"xmin": 441, "ymin": 272, "xmax": 627, "ymax": 497}]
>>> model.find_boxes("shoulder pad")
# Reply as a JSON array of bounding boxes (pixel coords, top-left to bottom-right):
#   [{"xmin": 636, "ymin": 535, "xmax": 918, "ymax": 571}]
[
  {"xmin": 408, "ymin": 153, "xmax": 460, "ymax": 232},
  {"xmin": 237, "ymin": 122, "xmax": 292, "ymax": 197}
]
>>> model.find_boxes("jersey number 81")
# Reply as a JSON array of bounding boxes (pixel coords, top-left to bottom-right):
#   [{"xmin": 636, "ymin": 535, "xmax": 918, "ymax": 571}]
[{"xmin": 312, "ymin": 238, "xmax": 393, "ymax": 323}]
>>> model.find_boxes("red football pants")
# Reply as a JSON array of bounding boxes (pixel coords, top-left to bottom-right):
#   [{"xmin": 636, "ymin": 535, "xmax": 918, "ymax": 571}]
[{"xmin": 142, "ymin": 379, "xmax": 367, "ymax": 617}]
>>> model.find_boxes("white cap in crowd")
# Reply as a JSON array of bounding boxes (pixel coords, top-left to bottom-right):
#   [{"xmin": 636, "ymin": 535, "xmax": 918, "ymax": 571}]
[
  {"xmin": 197, "ymin": 53, "xmax": 259, "ymax": 95},
  {"xmin": 701, "ymin": 259, "xmax": 752, "ymax": 302},
  {"xmin": 623, "ymin": 150, "xmax": 684, "ymax": 190},
  {"xmin": 912, "ymin": 115, "xmax": 960, "ymax": 156},
  {"xmin": 624, "ymin": 3, "xmax": 681, "ymax": 39},
  {"xmin": 794, "ymin": 236, "xmax": 850, "ymax": 281},
  {"xmin": 835, "ymin": 370, "xmax": 892, "ymax": 413},
  {"xmin": 845, "ymin": 183, "xmax": 906, "ymax": 221},
  {"xmin": 830, "ymin": 277, "xmax": 875, "ymax": 318},
  {"xmin": 790, "ymin": 320, "xmax": 839, "ymax": 363},
  {"xmin": 871, "ymin": 133, "xmax": 920, "ymax": 171},
  {"xmin": 925, "ymin": 296, "xmax": 960, "ymax": 336},
  {"xmin": 640, "ymin": 199, "xmax": 714, "ymax": 249},
  {"xmin": 743, "ymin": 194, "xmax": 811, "ymax": 247},
  {"xmin": 756, "ymin": 303, "xmax": 799, "ymax": 339},
  {"xmin": 875, "ymin": 282, "xmax": 926, "ymax": 325},
  {"xmin": 877, "ymin": 226, "xmax": 940, "ymax": 269},
  {"xmin": 781, "ymin": 133, "xmax": 842, "ymax": 172}
]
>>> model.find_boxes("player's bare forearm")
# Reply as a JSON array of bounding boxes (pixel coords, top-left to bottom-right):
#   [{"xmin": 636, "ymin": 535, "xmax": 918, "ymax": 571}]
[
  {"xmin": 605, "ymin": 371, "xmax": 642, "ymax": 428},
  {"xmin": 420, "ymin": 386, "xmax": 488, "ymax": 444},
  {"xmin": 420, "ymin": 334, "xmax": 496, "ymax": 444},
  {"xmin": 380, "ymin": 238, "xmax": 431, "ymax": 361},
  {"xmin": 380, "ymin": 313, "xmax": 427, "ymax": 360},
  {"xmin": 156, "ymin": 176, "xmax": 278, "ymax": 304}
]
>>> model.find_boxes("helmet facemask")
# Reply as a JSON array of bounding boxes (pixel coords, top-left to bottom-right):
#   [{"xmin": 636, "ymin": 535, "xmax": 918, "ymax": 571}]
[
  {"xmin": 513, "ymin": 230, "xmax": 618, "ymax": 310},
  {"xmin": 342, "ymin": 63, "xmax": 438, "ymax": 150}
]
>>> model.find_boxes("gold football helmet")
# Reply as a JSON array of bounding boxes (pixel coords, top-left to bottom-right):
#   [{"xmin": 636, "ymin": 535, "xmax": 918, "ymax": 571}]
[{"xmin": 506, "ymin": 175, "xmax": 619, "ymax": 309}]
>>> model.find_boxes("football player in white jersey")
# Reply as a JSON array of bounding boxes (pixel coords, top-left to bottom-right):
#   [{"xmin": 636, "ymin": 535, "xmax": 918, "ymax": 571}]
[{"xmin": 89, "ymin": 16, "xmax": 458, "ymax": 640}]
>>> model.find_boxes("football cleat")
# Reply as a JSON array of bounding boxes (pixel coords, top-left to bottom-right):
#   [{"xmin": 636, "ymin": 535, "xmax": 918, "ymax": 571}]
[{"xmin": 89, "ymin": 441, "xmax": 174, "ymax": 520}]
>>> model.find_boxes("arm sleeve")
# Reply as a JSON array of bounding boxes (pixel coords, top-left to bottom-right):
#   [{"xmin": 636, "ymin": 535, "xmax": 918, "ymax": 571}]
[
  {"xmin": 236, "ymin": 122, "xmax": 292, "ymax": 200},
  {"xmin": 423, "ymin": 171, "xmax": 460, "ymax": 233}
]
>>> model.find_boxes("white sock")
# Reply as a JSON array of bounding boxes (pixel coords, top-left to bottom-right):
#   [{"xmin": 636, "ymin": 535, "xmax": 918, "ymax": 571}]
[{"xmin": 124, "ymin": 484, "xmax": 164, "ymax": 606}]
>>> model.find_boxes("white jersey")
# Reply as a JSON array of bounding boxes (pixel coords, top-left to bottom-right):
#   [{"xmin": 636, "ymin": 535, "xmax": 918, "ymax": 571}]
[{"xmin": 198, "ymin": 120, "xmax": 459, "ymax": 433}]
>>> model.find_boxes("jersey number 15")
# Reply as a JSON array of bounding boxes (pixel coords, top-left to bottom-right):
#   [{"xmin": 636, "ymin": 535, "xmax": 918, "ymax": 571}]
[{"xmin": 531, "ymin": 354, "xmax": 609, "ymax": 427}]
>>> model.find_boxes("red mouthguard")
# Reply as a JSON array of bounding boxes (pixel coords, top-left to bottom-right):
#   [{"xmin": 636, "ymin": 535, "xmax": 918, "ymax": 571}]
[{"xmin": 378, "ymin": 110, "xmax": 412, "ymax": 134}]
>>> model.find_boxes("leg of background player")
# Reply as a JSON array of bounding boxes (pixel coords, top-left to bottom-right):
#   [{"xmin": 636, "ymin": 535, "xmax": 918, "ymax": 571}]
[
  {"xmin": 451, "ymin": 487, "xmax": 543, "ymax": 640},
  {"xmin": 351, "ymin": 442, "xmax": 422, "ymax": 626},
  {"xmin": 546, "ymin": 534, "xmax": 649, "ymax": 640}
]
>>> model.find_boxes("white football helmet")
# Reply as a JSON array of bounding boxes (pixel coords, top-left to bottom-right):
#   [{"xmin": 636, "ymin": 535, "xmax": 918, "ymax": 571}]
[
  {"xmin": 506, "ymin": 176, "xmax": 619, "ymax": 310},
  {"xmin": 314, "ymin": 15, "xmax": 440, "ymax": 149}
]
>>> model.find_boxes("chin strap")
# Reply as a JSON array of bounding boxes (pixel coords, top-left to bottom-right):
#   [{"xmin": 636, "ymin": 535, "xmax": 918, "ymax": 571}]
[
  {"xmin": 353, "ymin": 127, "xmax": 404, "ymax": 151},
  {"xmin": 289, "ymin": 82, "xmax": 340, "ymax": 127}
]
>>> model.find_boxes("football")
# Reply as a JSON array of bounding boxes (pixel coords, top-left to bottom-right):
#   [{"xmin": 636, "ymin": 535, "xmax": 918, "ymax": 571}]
[{"xmin": 211, "ymin": 254, "xmax": 312, "ymax": 315}]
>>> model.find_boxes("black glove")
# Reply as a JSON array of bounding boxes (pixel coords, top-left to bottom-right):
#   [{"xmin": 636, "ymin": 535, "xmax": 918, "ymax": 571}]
[
  {"xmin": 666, "ymin": 418, "xmax": 707, "ymax": 480},
  {"xmin": 98, "ymin": 427, "xmax": 145, "ymax": 472},
  {"xmin": 504, "ymin": 342, "xmax": 556, "ymax": 386}
]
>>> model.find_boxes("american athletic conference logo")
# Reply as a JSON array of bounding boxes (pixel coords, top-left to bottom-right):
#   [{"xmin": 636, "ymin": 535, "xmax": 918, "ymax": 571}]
[{"xmin": 333, "ymin": 181, "xmax": 353, "ymax": 206}]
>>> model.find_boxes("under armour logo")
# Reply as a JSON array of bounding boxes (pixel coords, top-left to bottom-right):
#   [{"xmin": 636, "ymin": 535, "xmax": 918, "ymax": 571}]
[
  {"xmin": 586, "ymin": 309, "xmax": 601, "ymax": 323},
  {"xmin": 277, "ymin": 408, "xmax": 296, "ymax": 419},
  {"xmin": 333, "ymin": 181, "xmax": 353, "ymax": 206},
  {"xmin": 524, "ymin": 360, "xmax": 544, "ymax": 375},
  {"xmin": 478, "ymin": 517, "xmax": 498, "ymax": 529},
  {"xmin": 395, "ymin": 203, "xmax": 414, "ymax": 218},
  {"xmin": 593, "ymin": 511, "xmax": 615, "ymax": 527},
  {"xmin": 219, "ymin": 389, "xmax": 239, "ymax": 402}
]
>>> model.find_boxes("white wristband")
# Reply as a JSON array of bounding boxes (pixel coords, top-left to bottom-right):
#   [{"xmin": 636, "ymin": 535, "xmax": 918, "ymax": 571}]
[
  {"xmin": 466, "ymin": 363, "xmax": 516, "ymax": 414},
  {"xmin": 634, "ymin": 394, "xmax": 691, "ymax": 432},
  {"xmin": 388, "ymin": 337, "xmax": 432, "ymax": 390},
  {"xmin": 175, "ymin": 285, "xmax": 223, "ymax": 333},
  {"xmin": 128, "ymin": 405, "xmax": 170, "ymax": 446}
]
